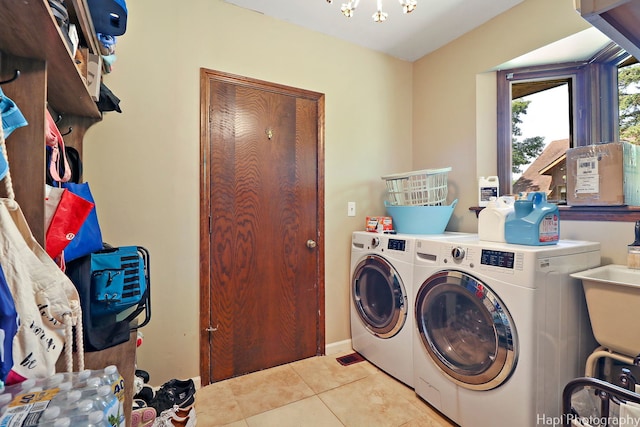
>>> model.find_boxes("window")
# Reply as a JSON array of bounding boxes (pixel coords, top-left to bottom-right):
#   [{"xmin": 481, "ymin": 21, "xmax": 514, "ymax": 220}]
[{"xmin": 496, "ymin": 43, "xmax": 640, "ymax": 221}]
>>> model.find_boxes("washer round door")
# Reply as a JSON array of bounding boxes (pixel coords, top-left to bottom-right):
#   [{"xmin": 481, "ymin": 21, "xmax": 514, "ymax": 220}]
[
  {"xmin": 415, "ymin": 270, "xmax": 517, "ymax": 390},
  {"xmin": 352, "ymin": 254, "xmax": 407, "ymax": 339}
]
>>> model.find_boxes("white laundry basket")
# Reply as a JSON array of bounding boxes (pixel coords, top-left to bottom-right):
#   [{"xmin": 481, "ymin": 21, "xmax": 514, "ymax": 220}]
[{"xmin": 381, "ymin": 167, "xmax": 451, "ymax": 206}]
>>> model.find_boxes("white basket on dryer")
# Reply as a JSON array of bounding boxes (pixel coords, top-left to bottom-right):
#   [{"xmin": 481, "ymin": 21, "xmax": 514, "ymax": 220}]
[{"xmin": 381, "ymin": 167, "xmax": 451, "ymax": 206}]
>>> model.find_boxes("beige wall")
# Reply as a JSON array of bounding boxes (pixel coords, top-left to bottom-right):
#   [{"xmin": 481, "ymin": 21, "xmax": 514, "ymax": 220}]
[
  {"xmin": 412, "ymin": 0, "xmax": 635, "ymax": 259},
  {"xmin": 83, "ymin": 0, "xmax": 412, "ymax": 385},
  {"xmin": 83, "ymin": 0, "xmax": 635, "ymax": 385},
  {"xmin": 413, "ymin": 0, "xmax": 588, "ymax": 231}
]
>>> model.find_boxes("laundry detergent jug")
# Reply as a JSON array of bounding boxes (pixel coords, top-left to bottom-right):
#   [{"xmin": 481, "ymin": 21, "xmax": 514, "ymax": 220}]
[
  {"xmin": 478, "ymin": 196, "xmax": 514, "ymax": 243},
  {"xmin": 505, "ymin": 192, "xmax": 559, "ymax": 246},
  {"xmin": 478, "ymin": 176, "xmax": 499, "ymax": 207}
]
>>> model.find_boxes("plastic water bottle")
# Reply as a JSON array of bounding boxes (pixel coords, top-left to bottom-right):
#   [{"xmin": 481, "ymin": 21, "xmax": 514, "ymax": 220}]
[
  {"xmin": 101, "ymin": 366, "xmax": 118, "ymax": 382},
  {"xmin": 78, "ymin": 377, "xmax": 103, "ymax": 398},
  {"xmin": 51, "ymin": 418, "xmax": 71, "ymax": 427},
  {"xmin": 62, "ymin": 398, "xmax": 94, "ymax": 419},
  {"xmin": 0, "ymin": 393, "xmax": 12, "ymax": 417},
  {"xmin": 63, "ymin": 410, "xmax": 110, "ymax": 427},
  {"xmin": 59, "ymin": 382, "xmax": 73, "ymax": 392},
  {"xmin": 100, "ymin": 365, "xmax": 125, "ymax": 425},
  {"xmin": 85, "ymin": 410, "xmax": 111, "ymax": 427},
  {"xmin": 38, "ymin": 405, "xmax": 61, "ymax": 426},
  {"xmin": 19, "ymin": 378, "xmax": 37, "ymax": 392},
  {"xmin": 92, "ymin": 385, "xmax": 118, "ymax": 410},
  {"xmin": 45, "ymin": 373, "xmax": 65, "ymax": 389},
  {"xmin": 82, "ymin": 383, "xmax": 119, "ymax": 422},
  {"xmin": 48, "ymin": 389, "xmax": 82, "ymax": 418},
  {"xmin": 73, "ymin": 369, "xmax": 95, "ymax": 389}
]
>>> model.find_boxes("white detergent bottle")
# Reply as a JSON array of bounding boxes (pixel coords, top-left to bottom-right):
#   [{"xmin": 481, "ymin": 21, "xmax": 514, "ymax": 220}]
[
  {"xmin": 478, "ymin": 196, "xmax": 513, "ymax": 242},
  {"xmin": 478, "ymin": 176, "xmax": 499, "ymax": 207}
]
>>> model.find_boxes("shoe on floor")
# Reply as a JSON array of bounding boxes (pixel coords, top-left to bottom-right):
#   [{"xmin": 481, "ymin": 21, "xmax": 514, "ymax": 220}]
[
  {"xmin": 131, "ymin": 406, "xmax": 156, "ymax": 427},
  {"xmin": 135, "ymin": 385, "xmax": 155, "ymax": 405},
  {"xmin": 136, "ymin": 369, "xmax": 150, "ymax": 383},
  {"xmin": 152, "ymin": 405, "xmax": 196, "ymax": 427},
  {"xmin": 147, "ymin": 379, "xmax": 196, "ymax": 415}
]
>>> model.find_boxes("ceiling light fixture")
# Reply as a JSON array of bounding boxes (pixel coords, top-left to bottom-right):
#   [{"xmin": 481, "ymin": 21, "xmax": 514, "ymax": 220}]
[{"xmin": 326, "ymin": 0, "xmax": 417, "ymax": 23}]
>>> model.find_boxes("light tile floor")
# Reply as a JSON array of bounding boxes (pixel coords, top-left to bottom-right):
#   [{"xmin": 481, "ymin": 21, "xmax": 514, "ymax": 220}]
[{"xmin": 194, "ymin": 352, "xmax": 457, "ymax": 426}]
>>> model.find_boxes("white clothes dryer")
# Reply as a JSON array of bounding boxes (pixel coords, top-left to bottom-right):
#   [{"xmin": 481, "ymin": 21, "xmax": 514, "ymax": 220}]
[
  {"xmin": 350, "ymin": 231, "xmax": 416, "ymax": 387},
  {"xmin": 412, "ymin": 235, "xmax": 600, "ymax": 427}
]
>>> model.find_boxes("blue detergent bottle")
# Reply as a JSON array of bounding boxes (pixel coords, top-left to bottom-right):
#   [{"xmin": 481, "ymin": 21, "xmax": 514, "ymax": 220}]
[{"xmin": 504, "ymin": 192, "xmax": 559, "ymax": 245}]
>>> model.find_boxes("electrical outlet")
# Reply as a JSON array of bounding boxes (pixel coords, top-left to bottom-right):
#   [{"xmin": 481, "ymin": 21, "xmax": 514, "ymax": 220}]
[{"xmin": 348, "ymin": 202, "xmax": 356, "ymax": 217}]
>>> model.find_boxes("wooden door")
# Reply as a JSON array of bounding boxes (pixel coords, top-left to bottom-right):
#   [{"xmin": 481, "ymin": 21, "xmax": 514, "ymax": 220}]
[{"xmin": 199, "ymin": 69, "xmax": 325, "ymax": 384}]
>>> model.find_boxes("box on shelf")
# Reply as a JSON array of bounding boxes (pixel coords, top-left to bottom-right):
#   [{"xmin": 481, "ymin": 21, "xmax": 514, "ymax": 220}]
[
  {"xmin": 73, "ymin": 48, "xmax": 102, "ymax": 102},
  {"xmin": 86, "ymin": 53, "xmax": 102, "ymax": 101},
  {"xmin": 566, "ymin": 141, "xmax": 640, "ymax": 206}
]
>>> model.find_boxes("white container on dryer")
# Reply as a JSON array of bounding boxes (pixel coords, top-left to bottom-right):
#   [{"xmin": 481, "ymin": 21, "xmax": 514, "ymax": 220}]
[
  {"xmin": 478, "ymin": 176, "xmax": 499, "ymax": 207},
  {"xmin": 478, "ymin": 196, "xmax": 514, "ymax": 243}
]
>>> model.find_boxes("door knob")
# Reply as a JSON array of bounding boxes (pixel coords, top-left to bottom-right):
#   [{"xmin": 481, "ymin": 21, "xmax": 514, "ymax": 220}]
[{"xmin": 306, "ymin": 239, "xmax": 317, "ymax": 249}]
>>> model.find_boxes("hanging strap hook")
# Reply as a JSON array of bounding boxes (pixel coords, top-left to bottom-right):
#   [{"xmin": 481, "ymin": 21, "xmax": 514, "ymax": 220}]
[{"xmin": 0, "ymin": 70, "xmax": 20, "ymax": 86}]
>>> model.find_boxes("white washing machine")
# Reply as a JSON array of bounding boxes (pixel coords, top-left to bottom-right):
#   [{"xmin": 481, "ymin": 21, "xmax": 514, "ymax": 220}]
[
  {"xmin": 350, "ymin": 231, "xmax": 416, "ymax": 387},
  {"xmin": 412, "ymin": 235, "xmax": 600, "ymax": 426}
]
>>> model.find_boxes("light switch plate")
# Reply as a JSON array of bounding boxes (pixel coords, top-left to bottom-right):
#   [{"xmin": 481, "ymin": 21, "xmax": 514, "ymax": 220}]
[{"xmin": 348, "ymin": 202, "xmax": 356, "ymax": 217}]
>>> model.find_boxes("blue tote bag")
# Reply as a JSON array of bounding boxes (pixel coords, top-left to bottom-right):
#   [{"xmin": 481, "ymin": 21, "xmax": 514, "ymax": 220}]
[{"xmin": 0, "ymin": 264, "xmax": 18, "ymax": 383}]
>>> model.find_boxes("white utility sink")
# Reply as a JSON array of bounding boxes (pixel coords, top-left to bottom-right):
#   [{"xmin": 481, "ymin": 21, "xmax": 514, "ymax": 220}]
[{"xmin": 571, "ymin": 264, "xmax": 640, "ymax": 356}]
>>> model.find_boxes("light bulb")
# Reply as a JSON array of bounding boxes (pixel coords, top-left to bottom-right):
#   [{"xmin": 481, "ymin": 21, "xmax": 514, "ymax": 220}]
[
  {"xmin": 398, "ymin": 0, "xmax": 417, "ymax": 14},
  {"xmin": 402, "ymin": 0, "xmax": 417, "ymax": 13},
  {"xmin": 373, "ymin": 10, "xmax": 387, "ymax": 22},
  {"xmin": 341, "ymin": 3, "xmax": 354, "ymax": 17},
  {"xmin": 329, "ymin": 0, "xmax": 415, "ymax": 21}
]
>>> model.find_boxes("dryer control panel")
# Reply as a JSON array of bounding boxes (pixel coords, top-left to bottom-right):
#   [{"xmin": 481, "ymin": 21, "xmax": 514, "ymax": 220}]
[
  {"xmin": 442, "ymin": 243, "xmax": 523, "ymax": 276},
  {"xmin": 480, "ymin": 249, "xmax": 515, "ymax": 269}
]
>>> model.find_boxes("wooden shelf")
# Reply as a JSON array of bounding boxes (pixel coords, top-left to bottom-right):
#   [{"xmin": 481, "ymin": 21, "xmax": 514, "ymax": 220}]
[
  {"xmin": 0, "ymin": 0, "xmax": 100, "ymax": 118},
  {"xmin": 1, "ymin": 6, "xmax": 135, "ymax": 427}
]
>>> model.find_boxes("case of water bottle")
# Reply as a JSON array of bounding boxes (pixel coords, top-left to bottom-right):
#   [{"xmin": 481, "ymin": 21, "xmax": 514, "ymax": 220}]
[{"xmin": 0, "ymin": 365, "xmax": 125, "ymax": 426}]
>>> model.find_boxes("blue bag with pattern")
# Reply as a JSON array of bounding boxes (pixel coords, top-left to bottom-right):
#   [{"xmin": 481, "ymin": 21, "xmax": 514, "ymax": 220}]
[
  {"xmin": 89, "ymin": 246, "xmax": 147, "ymax": 316},
  {"xmin": 0, "ymin": 264, "xmax": 18, "ymax": 383}
]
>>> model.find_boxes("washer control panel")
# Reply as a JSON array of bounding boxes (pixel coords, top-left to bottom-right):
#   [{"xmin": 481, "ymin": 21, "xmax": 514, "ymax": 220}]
[
  {"xmin": 387, "ymin": 238, "xmax": 407, "ymax": 252},
  {"xmin": 450, "ymin": 246, "xmax": 465, "ymax": 261}
]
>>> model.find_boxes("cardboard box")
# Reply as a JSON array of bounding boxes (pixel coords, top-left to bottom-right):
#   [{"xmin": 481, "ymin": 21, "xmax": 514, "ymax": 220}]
[
  {"xmin": 566, "ymin": 142, "xmax": 640, "ymax": 206},
  {"xmin": 86, "ymin": 52, "xmax": 102, "ymax": 101},
  {"xmin": 365, "ymin": 216, "xmax": 393, "ymax": 233}
]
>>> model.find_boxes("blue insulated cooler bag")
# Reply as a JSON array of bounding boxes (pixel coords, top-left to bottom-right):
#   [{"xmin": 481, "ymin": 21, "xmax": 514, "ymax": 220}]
[
  {"xmin": 66, "ymin": 245, "xmax": 150, "ymax": 351},
  {"xmin": 90, "ymin": 246, "xmax": 147, "ymax": 316}
]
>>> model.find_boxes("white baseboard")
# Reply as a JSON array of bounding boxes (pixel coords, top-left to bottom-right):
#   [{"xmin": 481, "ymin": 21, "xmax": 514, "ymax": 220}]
[
  {"xmin": 325, "ymin": 339, "xmax": 353, "ymax": 355},
  {"xmin": 191, "ymin": 375, "xmax": 201, "ymax": 390}
]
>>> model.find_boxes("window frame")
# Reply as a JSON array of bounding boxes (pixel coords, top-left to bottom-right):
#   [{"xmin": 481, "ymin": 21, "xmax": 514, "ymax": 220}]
[{"xmin": 494, "ymin": 43, "xmax": 640, "ymax": 222}]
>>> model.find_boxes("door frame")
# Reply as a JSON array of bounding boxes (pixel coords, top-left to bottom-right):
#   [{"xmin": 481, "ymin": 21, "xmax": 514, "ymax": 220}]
[{"xmin": 198, "ymin": 68, "xmax": 325, "ymax": 384}]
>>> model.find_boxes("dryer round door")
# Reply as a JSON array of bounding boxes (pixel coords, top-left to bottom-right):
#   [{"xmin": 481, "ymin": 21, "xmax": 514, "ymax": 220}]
[
  {"xmin": 415, "ymin": 270, "xmax": 517, "ymax": 391},
  {"xmin": 352, "ymin": 254, "xmax": 407, "ymax": 339}
]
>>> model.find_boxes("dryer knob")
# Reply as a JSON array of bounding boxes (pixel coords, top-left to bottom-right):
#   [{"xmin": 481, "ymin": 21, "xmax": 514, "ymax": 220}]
[
  {"xmin": 451, "ymin": 246, "xmax": 465, "ymax": 260},
  {"xmin": 370, "ymin": 237, "xmax": 380, "ymax": 248}
]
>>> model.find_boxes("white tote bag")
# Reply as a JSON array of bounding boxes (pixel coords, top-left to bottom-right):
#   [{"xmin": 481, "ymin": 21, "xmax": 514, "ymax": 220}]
[{"xmin": 0, "ymin": 114, "xmax": 84, "ymax": 382}]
